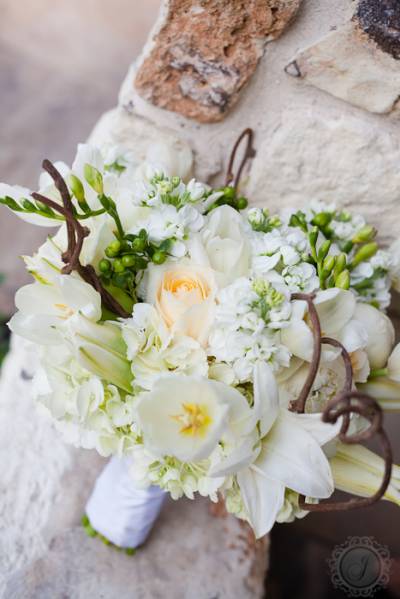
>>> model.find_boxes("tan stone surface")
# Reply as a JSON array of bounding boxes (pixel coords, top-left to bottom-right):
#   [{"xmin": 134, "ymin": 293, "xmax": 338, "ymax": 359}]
[
  {"xmin": 286, "ymin": 20, "xmax": 400, "ymax": 114},
  {"xmin": 134, "ymin": 0, "xmax": 301, "ymax": 123}
]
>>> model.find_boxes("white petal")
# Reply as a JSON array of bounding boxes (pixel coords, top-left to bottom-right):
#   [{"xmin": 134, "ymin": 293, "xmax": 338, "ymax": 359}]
[
  {"xmin": 353, "ymin": 303, "xmax": 395, "ymax": 369},
  {"xmin": 8, "ymin": 312, "xmax": 61, "ymax": 345},
  {"xmin": 388, "ymin": 343, "xmax": 400, "ymax": 382},
  {"xmin": 237, "ymin": 466, "xmax": 285, "ymax": 538},
  {"xmin": 60, "ymin": 276, "xmax": 102, "ymax": 321},
  {"xmin": 285, "ymin": 411, "xmax": 341, "ymax": 446},
  {"xmin": 257, "ymin": 413, "xmax": 334, "ymax": 498},
  {"xmin": 281, "ymin": 319, "xmax": 313, "ymax": 362},
  {"xmin": 209, "ymin": 435, "xmax": 259, "ymax": 478},
  {"xmin": 253, "ymin": 361, "xmax": 279, "ymax": 437},
  {"xmin": 315, "ymin": 288, "xmax": 356, "ymax": 335}
]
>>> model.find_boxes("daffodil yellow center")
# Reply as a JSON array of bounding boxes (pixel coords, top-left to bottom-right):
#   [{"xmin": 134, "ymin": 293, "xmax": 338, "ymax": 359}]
[
  {"xmin": 54, "ymin": 303, "xmax": 74, "ymax": 319},
  {"xmin": 171, "ymin": 402, "xmax": 212, "ymax": 437}
]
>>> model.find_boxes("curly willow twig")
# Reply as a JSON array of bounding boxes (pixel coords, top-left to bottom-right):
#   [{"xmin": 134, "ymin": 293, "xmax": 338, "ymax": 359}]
[
  {"xmin": 288, "ymin": 292, "xmax": 393, "ymax": 512},
  {"xmin": 32, "ymin": 161, "xmax": 130, "ymax": 318},
  {"xmin": 225, "ymin": 128, "xmax": 256, "ymax": 190}
]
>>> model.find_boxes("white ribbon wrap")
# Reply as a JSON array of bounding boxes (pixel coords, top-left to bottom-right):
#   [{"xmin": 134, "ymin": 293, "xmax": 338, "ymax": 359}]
[{"xmin": 85, "ymin": 456, "xmax": 166, "ymax": 548}]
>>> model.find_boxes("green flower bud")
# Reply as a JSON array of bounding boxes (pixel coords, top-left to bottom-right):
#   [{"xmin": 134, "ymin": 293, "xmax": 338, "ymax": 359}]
[
  {"xmin": 236, "ymin": 196, "xmax": 248, "ymax": 210},
  {"xmin": 22, "ymin": 199, "xmax": 35, "ymax": 211},
  {"xmin": 171, "ymin": 176, "xmax": 181, "ymax": 188},
  {"xmin": 308, "ymin": 226, "xmax": 318, "ymax": 249},
  {"xmin": 69, "ymin": 174, "xmax": 85, "ymax": 203},
  {"xmin": 152, "ymin": 251, "xmax": 167, "ymax": 265},
  {"xmin": 223, "ymin": 186, "xmax": 236, "ymax": 200},
  {"xmin": 336, "ymin": 269, "xmax": 350, "ymax": 290},
  {"xmin": 99, "ymin": 259, "xmax": 111, "ymax": 273},
  {"xmin": 132, "ymin": 237, "xmax": 146, "ymax": 252},
  {"xmin": 113, "ymin": 258, "xmax": 125, "ymax": 273},
  {"xmin": 333, "ymin": 253, "xmax": 347, "ymax": 279},
  {"xmin": 1, "ymin": 196, "xmax": 21, "ymax": 210},
  {"xmin": 351, "ymin": 242, "xmax": 378, "ymax": 268},
  {"xmin": 322, "ymin": 255, "xmax": 336, "ymax": 273},
  {"xmin": 122, "ymin": 255, "xmax": 136, "ymax": 268},
  {"xmin": 312, "ymin": 212, "xmax": 332, "ymax": 228},
  {"xmin": 34, "ymin": 200, "xmax": 53, "ymax": 214},
  {"xmin": 352, "ymin": 225, "xmax": 376, "ymax": 244},
  {"xmin": 318, "ymin": 240, "xmax": 331, "ymax": 263},
  {"xmin": 253, "ymin": 279, "xmax": 270, "ymax": 296},
  {"xmin": 84, "ymin": 163, "xmax": 103, "ymax": 194},
  {"xmin": 105, "ymin": 240, "xmax": 121, "ymax": 258}
]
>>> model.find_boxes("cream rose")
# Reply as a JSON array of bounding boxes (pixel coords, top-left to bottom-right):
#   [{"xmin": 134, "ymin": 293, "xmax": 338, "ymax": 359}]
[
  {"xmin": 145, "ymin": 261, "xmax": 217, "ymax": 346},
  {"xmin": 190, "ymin": 205, "xmax": 250, "ymax": 288}
]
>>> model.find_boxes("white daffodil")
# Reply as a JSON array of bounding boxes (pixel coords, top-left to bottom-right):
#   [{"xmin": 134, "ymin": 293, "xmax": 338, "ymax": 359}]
[
  {"xmin": 330, "ymin": 443, "xmax": 400, "ymax": 506},
  {"xmin": 135, "ymin": 374, "xmax": 233, "ymax": 462},
  {"xmin": 210, "ymin": 362, "xmax": 338, "ymax": 538},
  {"xmin": 8, "ymin": 275, "xmax": 102, "ymax": 345}
]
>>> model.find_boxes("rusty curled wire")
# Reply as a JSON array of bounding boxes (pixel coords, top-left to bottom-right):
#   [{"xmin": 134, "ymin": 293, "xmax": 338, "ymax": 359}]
[
  {"xmin": 225, "ymin": 128, "xmax": 256, "ymax": 190},
  {"xmin": 289, "ymin": 292, "xmax": 393, "ymax": 512}
]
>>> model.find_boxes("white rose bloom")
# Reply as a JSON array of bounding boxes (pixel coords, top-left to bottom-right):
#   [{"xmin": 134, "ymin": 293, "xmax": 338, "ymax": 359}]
[
  {"xmin": 135, "ymin": 374, "xmax": 232, "ymax": 462},
  {"xmin": 190, "ymin": 205, "xmax": 250, "ymax": 288},
  {"xmin": 144, "ymin": 260, "xmax": 217, "ymax": 346}
]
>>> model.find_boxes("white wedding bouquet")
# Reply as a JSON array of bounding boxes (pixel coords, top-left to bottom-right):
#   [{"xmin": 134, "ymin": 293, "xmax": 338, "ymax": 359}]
[{"xmin": 1, "ymin": 138, "xmax": 400, "ymax": 546}]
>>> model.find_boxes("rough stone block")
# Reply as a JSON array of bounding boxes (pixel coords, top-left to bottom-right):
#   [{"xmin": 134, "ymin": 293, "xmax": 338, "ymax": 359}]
[
  {"xmin": 286, "ymin": 1, "xmax": 400, "ymax": 114},
  {"xmin": 134, "ymin": 0, "xmax": 302, "ymax": 123}
]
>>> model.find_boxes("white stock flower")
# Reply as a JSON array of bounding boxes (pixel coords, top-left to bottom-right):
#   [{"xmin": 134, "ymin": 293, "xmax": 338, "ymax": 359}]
[{"xmin": 135, "ymin": 374, "xmax": 232, "ymax": 462}]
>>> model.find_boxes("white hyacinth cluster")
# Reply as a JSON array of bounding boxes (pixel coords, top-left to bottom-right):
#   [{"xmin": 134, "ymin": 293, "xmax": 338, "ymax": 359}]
[{"xmin": 1, "ymin": 142, "xmax": 400, "ymax": 539}]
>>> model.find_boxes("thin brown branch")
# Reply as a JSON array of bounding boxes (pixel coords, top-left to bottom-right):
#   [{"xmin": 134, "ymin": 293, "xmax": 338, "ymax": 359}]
[
  {"xmin": 225, "ymin": 128, "xmax": 256, "ymax": 190},
  {"xmin": 299, "ymin": 391, "xmax": 393, "ymax": 512},
  {"xmin": 289, "ymin": 292, "xmax": 322, "ymax": 414},
  {"xmin": 32, "ymin": 164, "xmax": 130, "ymax": 319},
  {"xmin": 321, "ymin": 336, "xmax": 353, "ymax": 434}
]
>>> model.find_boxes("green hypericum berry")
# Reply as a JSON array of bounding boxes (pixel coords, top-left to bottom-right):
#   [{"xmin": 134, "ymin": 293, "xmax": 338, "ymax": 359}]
[
  {"xmin": 99, "ymin": 259, "xmax": 112, "ymax": 273},
  {"xmin": 336, "ymin": 269, "xmax": 350, "ymax": 290},
  {"xmin": 113, "ymin": 259, "xmax": 125, "ymax": 273},
  {"xmin": 84, "ymin": 163, "xmax": 103, "ymax": 194},
  {"xmin": 132, "ymin": 237, "xmax": 146, "ymax": 252},
  {"xmin": 236, "ymin": 197, "xmax": 248, "ymax": 210},
  {"xmin": 352, "ymin": 225, "xmax": 376, "ymax": 244},
  {"xmin": 223, "ymin": 186, "xmax": 236, "ymax": 200},
  {"xmin": 351, "ymin": 242, "xmax": 378, "ymax": 268},
  {"xmin": 152, "ymin": 251, "xmax": 167, "ymax": 265},
  {"xmin": 108, "ymin": 240, "xmax": 122, "ymax": 254},
  {"xmin": 122, "ymin": 255, "xmax": 136, "ymax": 268},
  {"xmin": 312, "ymin": 212, "xmax": 332, "ymax": 228}
]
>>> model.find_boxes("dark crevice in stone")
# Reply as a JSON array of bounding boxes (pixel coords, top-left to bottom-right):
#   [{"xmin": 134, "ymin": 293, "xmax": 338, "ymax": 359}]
[{"xmin": 355, "ymin": 0, "xmax": 400, "ymax": 59}]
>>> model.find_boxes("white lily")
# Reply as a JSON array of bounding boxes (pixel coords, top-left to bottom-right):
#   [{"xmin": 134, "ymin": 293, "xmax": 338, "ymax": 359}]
[
  {"xmin": 211, "ymin": 362, "xmax": 338, "ymax": 538},
  {"xmin": 8, "ymin": 275, "xmax": 102, "ymax": 345},
  {"xmin": 330, "ymin": 443, "xmax": 400, "ymax": 506}
]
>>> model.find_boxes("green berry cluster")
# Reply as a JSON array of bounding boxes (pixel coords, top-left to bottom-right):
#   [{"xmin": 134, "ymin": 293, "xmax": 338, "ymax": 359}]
[
  {"xmin": 206, "ymin": 186, "xmax": 248, "ymax": 214},
  {"xmin": 99, "ymin": 230, "xmax": 170, "ymax": 296}
]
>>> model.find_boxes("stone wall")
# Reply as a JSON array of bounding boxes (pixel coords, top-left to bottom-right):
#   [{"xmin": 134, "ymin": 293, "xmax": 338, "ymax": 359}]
[{"xmin": 110, "ymin": 0, "xmax": 400, "ymax": 244}]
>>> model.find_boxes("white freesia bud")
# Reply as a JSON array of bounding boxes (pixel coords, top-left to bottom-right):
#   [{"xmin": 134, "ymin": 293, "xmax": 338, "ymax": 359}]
[
  {"xmin": 330, "ymin": 443, "xmax": 400, "ymax": 506},
  {"xmin": 353, "ymin": 303, "xmax": 395, "ymax": 369},
  {"xmin": 388, "ymin": 343, "xmax": 400, "ymax": 382},
  {"xmin": 135, "ymin": 374, "xmax": 231, "ymax": 462}
]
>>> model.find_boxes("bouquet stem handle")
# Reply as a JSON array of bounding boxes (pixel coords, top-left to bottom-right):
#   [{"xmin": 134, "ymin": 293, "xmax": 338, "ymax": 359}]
[{"xmin": 85, "ymin": 456, "xmax": 166, "ymax": 549}]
